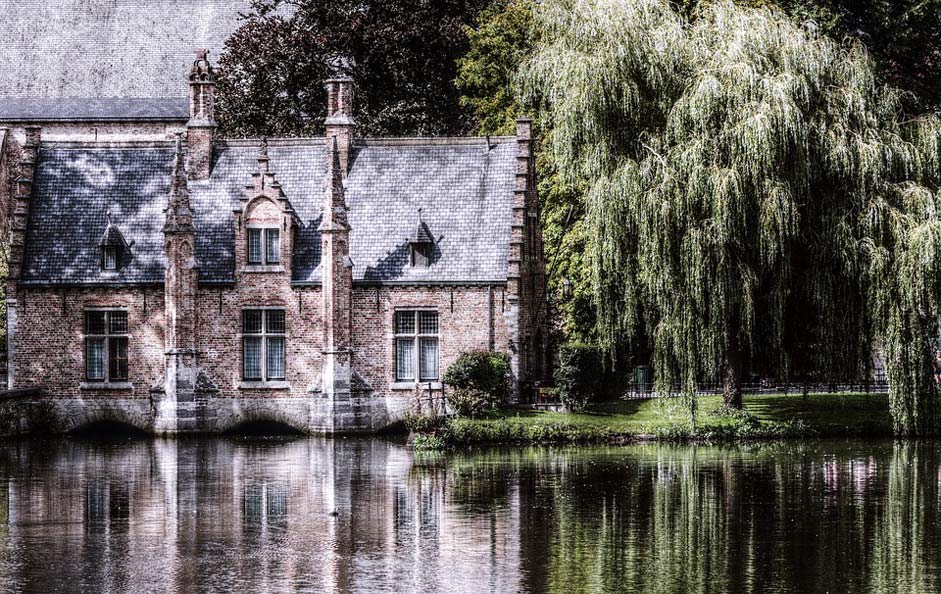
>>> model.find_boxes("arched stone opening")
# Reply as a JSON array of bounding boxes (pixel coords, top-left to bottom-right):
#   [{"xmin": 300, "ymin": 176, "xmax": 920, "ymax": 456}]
[
  {"xmin": 68, "ymin": 419, "xmax": 151, "ymax": 438},
  {"xmin": 223, "ymin": 419, "xmax": 306, "ymax": 437}
]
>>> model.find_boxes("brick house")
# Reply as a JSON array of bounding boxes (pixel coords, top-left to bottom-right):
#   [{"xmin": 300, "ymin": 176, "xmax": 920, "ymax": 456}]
[{"xmin": 0, "ymin": 52, "xmax": 548, "ymax": 433}]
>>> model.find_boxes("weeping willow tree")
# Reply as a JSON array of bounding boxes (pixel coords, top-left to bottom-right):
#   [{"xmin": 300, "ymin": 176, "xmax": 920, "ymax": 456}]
[{"xmin": 520, "ymin": 0, "xmax": 941, "ymax": 434}]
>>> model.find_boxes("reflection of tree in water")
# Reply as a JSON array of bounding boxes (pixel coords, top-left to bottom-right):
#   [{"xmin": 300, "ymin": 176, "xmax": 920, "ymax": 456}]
[
  {"xmin": 440, "ymin": 442, "xmax": 941, "ymax": 594},
  {"xmin": 1, "ymin": 439, "xmax": 940, "ymax": 593},
  {"xmin": 869, "ymin": 442, "xmax": 940, "ymax": 594}
]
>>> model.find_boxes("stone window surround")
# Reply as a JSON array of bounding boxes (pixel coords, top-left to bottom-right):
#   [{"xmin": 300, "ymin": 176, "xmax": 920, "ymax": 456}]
[
  {"xmin": 246, "ymin": 225, "xmax": 280, "ymax": 265},
  {"xmin": 393, "ymin": 308, "xmax": 439, "ymax": 386},
  {"xmin": 239, "ymin": 305, "xmax": 288, "ymax": 389},
  {"xmin": 80, "ymin": 307, "xmax": 131, "ymax": 390},
  {"xmin": 241, "ymin": 218, "xmax": 285, "ymax": 274}
]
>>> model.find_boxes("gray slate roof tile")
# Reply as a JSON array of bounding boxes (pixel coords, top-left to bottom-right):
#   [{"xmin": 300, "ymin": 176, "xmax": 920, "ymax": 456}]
[
  {"xmin": 20, "ymin": 138, "xmax": 516, "ymax": 286},
  {"xmin": 0, "ymin": 98, "xmax": 189, "ymax": 122}
]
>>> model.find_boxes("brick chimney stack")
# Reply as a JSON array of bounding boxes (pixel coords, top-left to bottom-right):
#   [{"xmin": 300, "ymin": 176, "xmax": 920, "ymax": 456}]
[
  {"xmin": 324, "ymin": 57, "xmax": 355, "ymax": 176},
  {"xmin": 187, "ymin": 49, "xmax": 216, "ymax": 180}
]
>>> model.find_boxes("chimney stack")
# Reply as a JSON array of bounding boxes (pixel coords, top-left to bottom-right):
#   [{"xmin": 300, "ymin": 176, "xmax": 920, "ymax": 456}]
[
  {"xmin": 324, "ymin": 57, "xmax": 355, "ymax": 176},
  {"xmin": 187, "ymin": 49, "xmax": 216, "ymax": 180}
]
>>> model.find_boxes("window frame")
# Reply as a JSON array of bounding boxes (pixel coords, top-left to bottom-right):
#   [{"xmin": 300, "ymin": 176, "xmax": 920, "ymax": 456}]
[
  {"xmin": 241, "ymin": 308, "xmax": 287, "ymax": 382},
  {"xmin": 394, "ymin": 309, "xmax": 439, "ymax": 382},
  {"xmin": 83, "ymin": 309, "xmax": 129, "ymax": 383},
  {"xmin": 101, "ymin": 246, "xmax": 119, "ymax": 271},
  {"xmin": 246, "ymin": 226, "xmax": 281, "ymax": 266},
  {"xmin": 410, "ymin": 242, "xmax": 432, "ymax": 268}
]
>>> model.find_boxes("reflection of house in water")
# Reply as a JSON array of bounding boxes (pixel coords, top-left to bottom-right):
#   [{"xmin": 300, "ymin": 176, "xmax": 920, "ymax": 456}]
[{"xmin": 0, "ymin": 439, "xmax": 525, "ymax": 593}]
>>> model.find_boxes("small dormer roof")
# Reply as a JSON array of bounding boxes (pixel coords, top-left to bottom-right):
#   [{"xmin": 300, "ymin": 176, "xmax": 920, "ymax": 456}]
[
  {"xmin": 98, "ymin": 213, "xmax": 128, "ymax": 248},
  {"xmin": 408, "ymin": 208, "xmax": 434, "ymax": 244}
]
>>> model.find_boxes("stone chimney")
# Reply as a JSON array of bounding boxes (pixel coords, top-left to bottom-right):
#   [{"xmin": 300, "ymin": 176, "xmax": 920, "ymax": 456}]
[
  {"xmin": 187, "ymin": 49, "xmax": 216, "ymax": 180},
  {"xmin": 324, "ymin": 58, "xmax": 355, "ymax": 175},
  {"xmin": 319, "ymin": 136, "xmax": 354, "ymax": 405}
]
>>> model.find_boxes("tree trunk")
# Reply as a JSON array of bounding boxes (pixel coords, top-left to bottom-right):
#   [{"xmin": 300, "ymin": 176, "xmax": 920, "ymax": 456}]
[{"xmin": 723, "ymin": 343, "xmax": 744, "ymax": 410}]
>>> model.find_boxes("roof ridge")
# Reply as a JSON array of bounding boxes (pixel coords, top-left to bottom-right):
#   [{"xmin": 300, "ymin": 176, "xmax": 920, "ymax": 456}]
[
  {"xmin": 358, "ymin": 136, "xmax": 515, "ymax": 146},
  {"xmin": 42, "ymin": 140, "xmax": 176, "ymax": 149}
]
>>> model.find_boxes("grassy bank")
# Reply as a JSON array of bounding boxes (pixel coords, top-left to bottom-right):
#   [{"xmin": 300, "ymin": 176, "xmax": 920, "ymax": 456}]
[{"xmin": 417, "ymin": 392, "xmax": 892, "ymax": 447}]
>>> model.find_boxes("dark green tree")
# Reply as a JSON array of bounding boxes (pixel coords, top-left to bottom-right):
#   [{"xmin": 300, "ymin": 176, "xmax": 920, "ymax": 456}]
[
  {"xmin": 216, "ymin": 0, "xmax": 489, "ymax": 138},
  {"xmin": 456, "ymin": 1, "xmax": 598, "ymax": 342}
]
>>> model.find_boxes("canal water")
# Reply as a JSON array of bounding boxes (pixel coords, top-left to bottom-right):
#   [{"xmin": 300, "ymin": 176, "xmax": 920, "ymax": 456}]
[{"xmin": 0, "ymin": 437, "xmax": 937, "ymax": 593}]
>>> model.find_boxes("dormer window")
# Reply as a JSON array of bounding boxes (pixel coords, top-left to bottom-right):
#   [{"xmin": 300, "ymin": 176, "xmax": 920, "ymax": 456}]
[
  {"xmin": 411, "ymin": 242, "xmax": 432, "ymax": 267},
  {"xmin": 248, "ymin": 228, "xmax": 280, "ymax": 265},
  {"xmin": 102, "ymin": 247, "xmax": 118, "ymax": 271},
  {"xmin": 98, "ymin": 213, "xmax": 129, "ymax": 273},
  {"xmin": 408, "ymin": 208, "xmax": 434, "ymax": 268}
]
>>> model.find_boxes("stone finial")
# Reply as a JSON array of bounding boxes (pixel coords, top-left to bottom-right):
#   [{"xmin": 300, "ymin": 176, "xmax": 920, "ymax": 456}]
[
  {"xmin": 257, "ymin": 137, "xmax": 270, "ymax": 172},
  {"xmin": 190, "ymin": 49, "xmax": 215, "ymax": 82},
  {"xmin": 171, "ymin": 134, "xmax": 187, "ymax": 189},
  {"xmin": 166, "ymin": 134, "xmax": 194, "ymax": 233},
  {"xmin": 321, "ymin": 136, "xmax": 349, "ymax": 231}
]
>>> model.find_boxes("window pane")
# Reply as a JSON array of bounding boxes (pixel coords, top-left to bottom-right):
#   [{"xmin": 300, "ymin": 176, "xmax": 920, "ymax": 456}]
[
  {"xmin": 396, "ymin": 338, "xmax": 415, "ymax": 380},
  {"xmin": 419, "ymin": 311, "xmax": 438, "ymax": 334},
  {"xmin": 266, "ymin": 229, "xmax": 280, "ymax": 264},
  {"xmin": 419, "ymin": 338, "xmax": 438, "ymax": 380},
  {"xmin": 243, "ymin": 337, "xmax": 263, "ymax": 379},
  {"xmin": 395, "ymin": 311, "xmax": 415, "ymax": 335},
  {"xmin": 266, "ymin": 310, "xmax": 285, "ymax": 334},
  {"xmin": 103, "ymin": 247, "xmax": 117, "ymax": 270},
  {"xmin": 267, "ymin": 337, "xmax": 285, "ymax": 380},
  {"xmin": 109, "ymin": 311, "xmax": 128, "ymax": 335},
  {"xmin": 109, "ymin": 337, "xmax": 128, "ymax": 381},
  {"xmin": 86, "ymin": 338, "xmax": 105, "ymax": 381},
  {"xmin": 248, "ymin": 229, "xmax": 262, "ymax": 264},
  {"xmin": 85, "ymin": 311, "xmax": 106, "ymax": 335},
  {"xmin": 243, "ymin": 310, "xmax": 263, "ymax": 334}
]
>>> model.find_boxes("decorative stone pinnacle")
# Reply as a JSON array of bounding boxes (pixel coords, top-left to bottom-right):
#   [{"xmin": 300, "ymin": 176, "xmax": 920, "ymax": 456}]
[{"xmin": 190, "ymin": 48, "xmax": 215, "ymax": 82}]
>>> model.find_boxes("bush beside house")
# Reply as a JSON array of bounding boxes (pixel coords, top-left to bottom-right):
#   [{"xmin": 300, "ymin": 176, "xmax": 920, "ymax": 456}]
[{"xmin": 443, "ymin": 351, "xmax": 510, "ymax": 417}]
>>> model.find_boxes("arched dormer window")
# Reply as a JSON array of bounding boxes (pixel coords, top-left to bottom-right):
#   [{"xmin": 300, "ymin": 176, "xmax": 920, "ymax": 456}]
[
  {"xmin": 244, "ymin": 198, "xmax": 284, "ymax": 268},
  {"xmin": 99, "ymin": 213, "xmax": 130, "ymax": 272},
  {"xmin": 409, "ymin": 208, "xmax": 434, "ymax": 268}
]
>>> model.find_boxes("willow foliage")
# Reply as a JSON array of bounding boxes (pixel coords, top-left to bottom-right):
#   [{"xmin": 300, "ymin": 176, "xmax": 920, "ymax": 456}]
[{"xmin": 520, "ymin": 0, "xmax": 941, "ymax": 434}]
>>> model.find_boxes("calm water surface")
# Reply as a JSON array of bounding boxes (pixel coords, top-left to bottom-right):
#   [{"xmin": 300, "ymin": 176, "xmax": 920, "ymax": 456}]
[{"xmin": 0, "ymin": 437, "xmax": 937, "ymax": 593}]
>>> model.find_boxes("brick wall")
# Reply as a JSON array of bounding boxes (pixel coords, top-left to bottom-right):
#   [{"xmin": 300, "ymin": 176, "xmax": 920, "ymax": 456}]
[
  {"xmin": 11, "ymin": 281, "xmax": 510, "ymax": 404},
  {"xmin": 11, "ymin": 286, "xmax": 166, "ymax": 399}
]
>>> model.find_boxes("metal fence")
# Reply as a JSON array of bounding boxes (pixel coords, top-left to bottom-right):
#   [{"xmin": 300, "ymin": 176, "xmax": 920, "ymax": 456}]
[{"xmin": 622, "ymin": 371, "xmax": 890, "ymax": 400}]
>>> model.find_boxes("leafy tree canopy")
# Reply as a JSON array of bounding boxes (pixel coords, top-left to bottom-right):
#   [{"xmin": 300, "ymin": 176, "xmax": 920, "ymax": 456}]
[
  {"xmin": 216, "ymin": 0, "xmax": 488, "ymax": 137},
  {"xmin": 520, "ymin": 0, "xmax": 941, "ymax": 434}
]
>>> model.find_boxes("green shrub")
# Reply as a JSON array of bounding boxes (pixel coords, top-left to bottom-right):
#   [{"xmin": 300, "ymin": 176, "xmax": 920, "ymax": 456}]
[
  {"xmin": 443, "ymin": 351, "xmax": 510, "ymax": 399},
  {"xmin": 445, "ymin": 388, "xmax": 498, "ymax": 418},
  {"xmin": 403, "ymin": 413, "xmax": 449, "ymax": 434},
  {"xmin": 554, "ymin": 343, "xmax": 604, "ymax": 411},
  {"xmin": 412, "ymin": 434, "xmax": 447, "ymax": 450}
]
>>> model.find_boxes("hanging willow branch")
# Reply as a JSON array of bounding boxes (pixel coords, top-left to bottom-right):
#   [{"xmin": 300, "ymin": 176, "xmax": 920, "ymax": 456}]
[{"xmin": 520, "ymin": 0, "xmax": 941, "ymax": 434}]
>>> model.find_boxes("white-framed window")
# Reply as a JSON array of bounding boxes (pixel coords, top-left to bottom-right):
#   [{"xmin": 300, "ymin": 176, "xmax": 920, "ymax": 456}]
[
  {"xmin": 394, "ymin": 310, "xmax": 438, "ymax": 381},
  {"xmin": 84, "ymin": 309, "xmax": 129, "ymax": 382},
  {"xmin": 247, "ymin": 228, "xmax": 280, "ymax": 265},
  {"xmin": 243, "ymin": 309, "xmax": 286, "ymax": 381}
]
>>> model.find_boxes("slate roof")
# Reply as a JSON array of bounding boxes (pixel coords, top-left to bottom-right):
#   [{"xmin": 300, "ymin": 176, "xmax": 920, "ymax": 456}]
[
  {"xmin": 20, "ymin": 137, "xmax": 517, "ymax": 286},
  {"xmin": 0, "ymin": 98, "xmax": 189, "ymax": 122},
  {"xmin": 0, "ymin": 1, "xmax": 253, "ymax": 99}
]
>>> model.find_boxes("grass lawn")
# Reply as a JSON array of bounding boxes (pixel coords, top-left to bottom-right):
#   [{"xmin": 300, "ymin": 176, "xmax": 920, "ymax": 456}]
[{"xmin": 441, "ymin": 392, "xmax": 892, "ymax": 445}]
